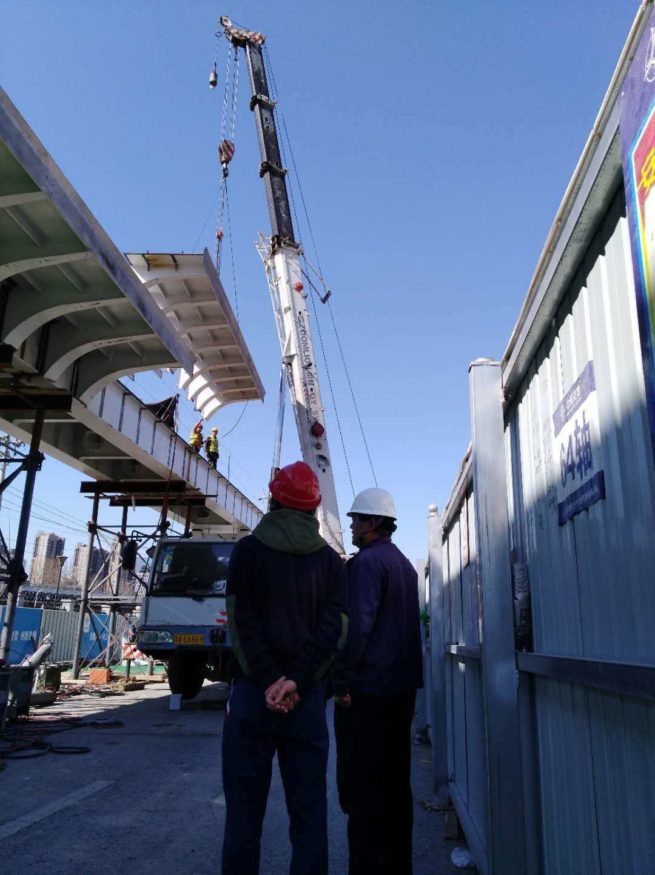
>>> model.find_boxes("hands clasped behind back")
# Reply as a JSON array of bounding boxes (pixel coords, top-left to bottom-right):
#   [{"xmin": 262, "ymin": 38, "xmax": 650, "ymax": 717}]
[{"xmin": 265, "ymin": 676, "xmax": 300, "ymax": 713}]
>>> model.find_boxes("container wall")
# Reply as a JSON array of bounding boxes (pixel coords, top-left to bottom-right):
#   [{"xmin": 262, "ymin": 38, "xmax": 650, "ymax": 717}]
[
  {"xmin": 509, "ymin": 191, "xmax": 655, "ymax": 661},
  {"xmin": 435, "ymin": 185, "xmax": 655, "ymax": 875},
  {"xmin": 506, "ymin": 190, "xmax": 655, "ymax": 875}
]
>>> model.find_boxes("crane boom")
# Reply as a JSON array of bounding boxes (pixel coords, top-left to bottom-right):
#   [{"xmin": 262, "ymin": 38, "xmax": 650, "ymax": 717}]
[{"xmin": 220, "ymin": 17, "xmax": 344, "ymax": 554}]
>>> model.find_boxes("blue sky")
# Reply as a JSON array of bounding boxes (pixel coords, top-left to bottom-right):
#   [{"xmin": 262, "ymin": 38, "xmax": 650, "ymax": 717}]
[{"xmin": 0, "ymin": 0, "xmax": 640, "ymax": 564}]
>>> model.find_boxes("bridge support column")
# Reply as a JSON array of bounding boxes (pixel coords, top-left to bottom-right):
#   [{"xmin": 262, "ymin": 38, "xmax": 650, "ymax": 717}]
[{"xmin": 0, "ymin": 410, "xmax": 45, "ymax": 664}]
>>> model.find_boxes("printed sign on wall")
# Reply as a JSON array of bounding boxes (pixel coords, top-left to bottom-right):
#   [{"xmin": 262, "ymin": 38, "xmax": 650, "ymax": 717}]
[
  {"xmin": 620, "ymin": 11, "xmax": 655, "ymax": 467},
  {"xmin": 553, "ymin": 361, "xmax": 605, "ymax": 525}
]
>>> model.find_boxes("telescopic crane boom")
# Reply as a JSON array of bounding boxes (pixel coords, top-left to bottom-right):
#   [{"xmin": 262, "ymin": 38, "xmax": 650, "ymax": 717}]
[{"xmin": 219, "ymin": 17, "xmax": 344, "ymax": 554}]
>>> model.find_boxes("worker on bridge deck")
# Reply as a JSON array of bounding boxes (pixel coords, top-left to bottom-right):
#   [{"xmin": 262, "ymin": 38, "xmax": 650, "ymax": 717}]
[
  {"xmin": 189, "ymin": 420, "xmax": 203, "ymax": 454},
  {"xmin": 332, "ymin": 487, "xmax": 423, "ymax": 875},
  {"xmin": 221, "ymin": 461, "xmax": 347, "ymax": 875},
  {"xmin": 205, "ymin": 426, "xmax": 219, "ymax": 469}
]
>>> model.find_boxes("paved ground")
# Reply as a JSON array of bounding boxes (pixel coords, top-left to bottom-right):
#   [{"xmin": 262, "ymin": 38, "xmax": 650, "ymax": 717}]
[{"xmin": 0, "ymin": 682, "xmax": 461, "ymax": 874}]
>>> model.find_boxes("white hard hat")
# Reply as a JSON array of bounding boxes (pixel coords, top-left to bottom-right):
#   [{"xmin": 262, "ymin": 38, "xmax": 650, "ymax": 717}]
[{"xmin": 348, "ymin": 488, "xmax": 397, "ymax": 520}]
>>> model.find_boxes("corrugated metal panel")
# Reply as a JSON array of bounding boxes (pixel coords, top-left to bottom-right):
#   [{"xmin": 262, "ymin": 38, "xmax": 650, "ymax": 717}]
[
  {"xmin": 586, "ymin": 689, "xmax": 655, "ymax": 875},
  {"xmin": 41, "ymin": 609, "xmax": 77, "ymax": 662},
  {"xmin": 460, "ymin": 493, "xmax": 488, "ymax": 851},
  {"xmin": 443, "ymin": 535, "xmax": 456, "ymax": 783},
  {"xmin": 506, "ymin": 189, "xmax": 655, "ymax": 874},
  {"xmin": 509, "ymin": 190, "xmax": 655, "ymax": 658},
  {"xmin": 442, "ymin": 494, "xmax": 489, "ymax": 866},
  {"xmin": 534, "ymin": 678, "xmax": 600, "ymax": 875},
  {"xmin": 445, "ymin": 518, "xmax": 468, "ymax": 801},
  {"xmin": 41, "ymin": 609, "xmax": 128, "ymax": 663}
]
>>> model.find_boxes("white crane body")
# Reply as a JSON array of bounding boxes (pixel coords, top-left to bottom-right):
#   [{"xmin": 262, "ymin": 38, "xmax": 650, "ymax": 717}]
[{"xmin": 258, "ymin": 240, "xmax": 343, "ymax": 553}]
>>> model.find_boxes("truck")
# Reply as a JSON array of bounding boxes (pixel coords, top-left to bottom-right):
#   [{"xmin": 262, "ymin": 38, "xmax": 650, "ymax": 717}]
[
  {"xmin": 137, "ymin": 15, "xmax": 343, "ymax": 698},
  {"xmin": 137, "ymin": 537, "xmax": 234, "ymax": 698}
]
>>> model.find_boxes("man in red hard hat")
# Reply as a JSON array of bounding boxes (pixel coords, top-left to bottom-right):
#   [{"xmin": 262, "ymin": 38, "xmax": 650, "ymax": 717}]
[{"xmin": 221, "ymin": 461, "xmax": 347, "ymax": 875}]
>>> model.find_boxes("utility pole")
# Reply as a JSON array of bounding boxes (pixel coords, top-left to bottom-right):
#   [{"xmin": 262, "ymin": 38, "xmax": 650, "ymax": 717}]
[{"xmin": 55, "ymin": 554, "xmax": 68, "ymax": 604}]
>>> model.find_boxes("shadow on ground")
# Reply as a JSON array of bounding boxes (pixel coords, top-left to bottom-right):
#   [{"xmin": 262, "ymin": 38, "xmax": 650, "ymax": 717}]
[{"xmin": 0, "ymin": 682, "xmax": 461, "ymax": 874}]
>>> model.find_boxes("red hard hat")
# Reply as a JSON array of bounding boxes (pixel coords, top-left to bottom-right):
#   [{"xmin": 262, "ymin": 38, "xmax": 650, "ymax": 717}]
[{"xmin": 269, "ymin": 461, "xmax": 321, "ymax": 510}]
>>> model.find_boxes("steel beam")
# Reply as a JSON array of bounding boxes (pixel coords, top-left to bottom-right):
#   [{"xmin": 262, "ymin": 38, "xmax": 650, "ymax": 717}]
[
  {"xmin": 517, "ymin": 652, "xmax": 655, "ymax": 701},
  {"xmin": 71, "ymin": 492, "xmax": 99, "ymax": 679},
  {"xmin": 105, "ymin": 505, "xmax": 128, "ymax": 668},
  {"xmin": 80, "ymin": 479, "xmax": 187, "ymax": 494},
  {"xmin": 0, "ymin": 392, "xmax": 72, "ymax": 411},
  {"xmin": 445, "ymin": 644, "xmax": 482, "ymax": 660},
  {"xmin": 0, "ymin": 408, "xmax": 44, "ymax": 663},
  {"xmin": 108, "ymin": 496, "xmax": 207, "ymax": 507}
]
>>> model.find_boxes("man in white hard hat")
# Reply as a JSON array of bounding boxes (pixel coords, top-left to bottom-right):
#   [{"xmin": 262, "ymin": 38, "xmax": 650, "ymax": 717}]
[{"xmin": 332, "ymin": 488, "xmax": 423, "ymax": 875}]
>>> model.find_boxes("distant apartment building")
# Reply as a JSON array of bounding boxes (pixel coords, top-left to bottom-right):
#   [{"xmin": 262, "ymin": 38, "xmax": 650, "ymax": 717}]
[
  {"xmin": 71, "ymin": 543, "xmax": 108, "ymax": 590},
  {"xmin": 29, "ymin": 531, "xmax": 65, "ymax": 586}
]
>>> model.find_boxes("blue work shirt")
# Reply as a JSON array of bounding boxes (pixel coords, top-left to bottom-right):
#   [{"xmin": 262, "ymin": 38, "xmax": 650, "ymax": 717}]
[{"xmin": 332, "ymin": 537, "xmax": 423, "ymax": 696}]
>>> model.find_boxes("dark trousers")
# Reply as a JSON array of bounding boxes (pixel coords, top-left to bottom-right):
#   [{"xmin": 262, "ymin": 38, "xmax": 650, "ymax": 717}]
[
  {"xmin": 334, "ymin": 690, "xmax": 416, "ymax": 875},
  {"xmin": 207, "ymin": 451, "xmax": 218, "ymax": 469},
  {"xmin": 221, "ymin": 680, "xmax": 329, "ymax": 875}
]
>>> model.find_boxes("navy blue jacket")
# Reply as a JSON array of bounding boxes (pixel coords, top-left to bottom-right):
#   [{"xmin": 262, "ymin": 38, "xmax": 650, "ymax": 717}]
[
  {"xmin": 332, "ymin": 537, "xmax": 423, "ymax": 696},
  {"xmin": 226, "ymin": 527, "xmax": 347, "ymax": 695}
]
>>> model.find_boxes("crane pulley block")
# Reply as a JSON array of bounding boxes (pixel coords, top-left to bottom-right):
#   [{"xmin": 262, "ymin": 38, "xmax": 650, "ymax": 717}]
[
  {"xmin": 219, "ymin": 16, "xmax": 265, "ymax": 48},
  {"xmin": 219, "ymin": 139, "xmax": 236, "ymax": 166}
]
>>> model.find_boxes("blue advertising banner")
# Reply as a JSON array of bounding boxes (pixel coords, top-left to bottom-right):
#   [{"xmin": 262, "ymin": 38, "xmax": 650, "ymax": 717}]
[
  {"xmin": 620, "ymin": 11, "xmax": 655, "ymax": 466},
  {"xmin": 0, "ymin": 606, "xmax": 43, "ymax": 664},
  {"xmin": 81, "ymin": 612, "xmax": 110, "ymax": 661}
]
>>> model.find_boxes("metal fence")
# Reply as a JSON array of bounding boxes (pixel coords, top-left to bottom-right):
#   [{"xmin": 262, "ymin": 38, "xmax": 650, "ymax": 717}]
[
  {"xmin": 41, "ymin": 609, "xmax": 128, "ymax": 664},
  {"xmin": 428, "ymin": 7, "xmax": 655, "ymax": 873}
]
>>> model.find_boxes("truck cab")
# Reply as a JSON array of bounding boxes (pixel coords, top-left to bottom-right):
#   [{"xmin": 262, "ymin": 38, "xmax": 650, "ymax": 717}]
[{"xmin": 137, "ymin": 537, "xmax": 235, "ymax": 699}]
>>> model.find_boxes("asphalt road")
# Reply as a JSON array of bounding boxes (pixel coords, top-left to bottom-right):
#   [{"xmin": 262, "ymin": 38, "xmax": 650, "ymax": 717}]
[{"xmin": 0, "ymin": 682, "xmax": 462, "ymax": 874}]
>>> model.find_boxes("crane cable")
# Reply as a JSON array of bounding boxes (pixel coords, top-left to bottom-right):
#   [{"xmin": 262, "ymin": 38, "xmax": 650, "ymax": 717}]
[
  {"xmin": 263, "ymin": 47, "xmax": 378, "ymax": 489},
  {"xmin": 215, "ymin": 42, "xmax": 241, "ymax": 322},
  {"xmin": 214, "ymin": 43, "xmax": 234, "ymax": 274}
]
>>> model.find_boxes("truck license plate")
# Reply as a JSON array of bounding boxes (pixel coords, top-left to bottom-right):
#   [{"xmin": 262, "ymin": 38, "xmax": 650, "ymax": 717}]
[{"xmin": 173, "ymin": 633, "xmax": 204, "ymax": 645}]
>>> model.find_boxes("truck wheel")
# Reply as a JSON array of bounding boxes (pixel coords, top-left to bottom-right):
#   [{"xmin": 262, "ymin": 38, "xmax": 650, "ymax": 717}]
[{"xmin": 167, "ymin": 655, "xmax": 206, "ymax": 699}]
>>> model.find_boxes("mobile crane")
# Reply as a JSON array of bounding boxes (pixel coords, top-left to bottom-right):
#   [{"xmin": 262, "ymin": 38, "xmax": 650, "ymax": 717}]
[
  {"xmin": 137, "ymin": 17, "xmax": 345, "ymax": 697},
  {"xmin": 218, "ymin": 15, "xmax": 344, "ymax": 555}
]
